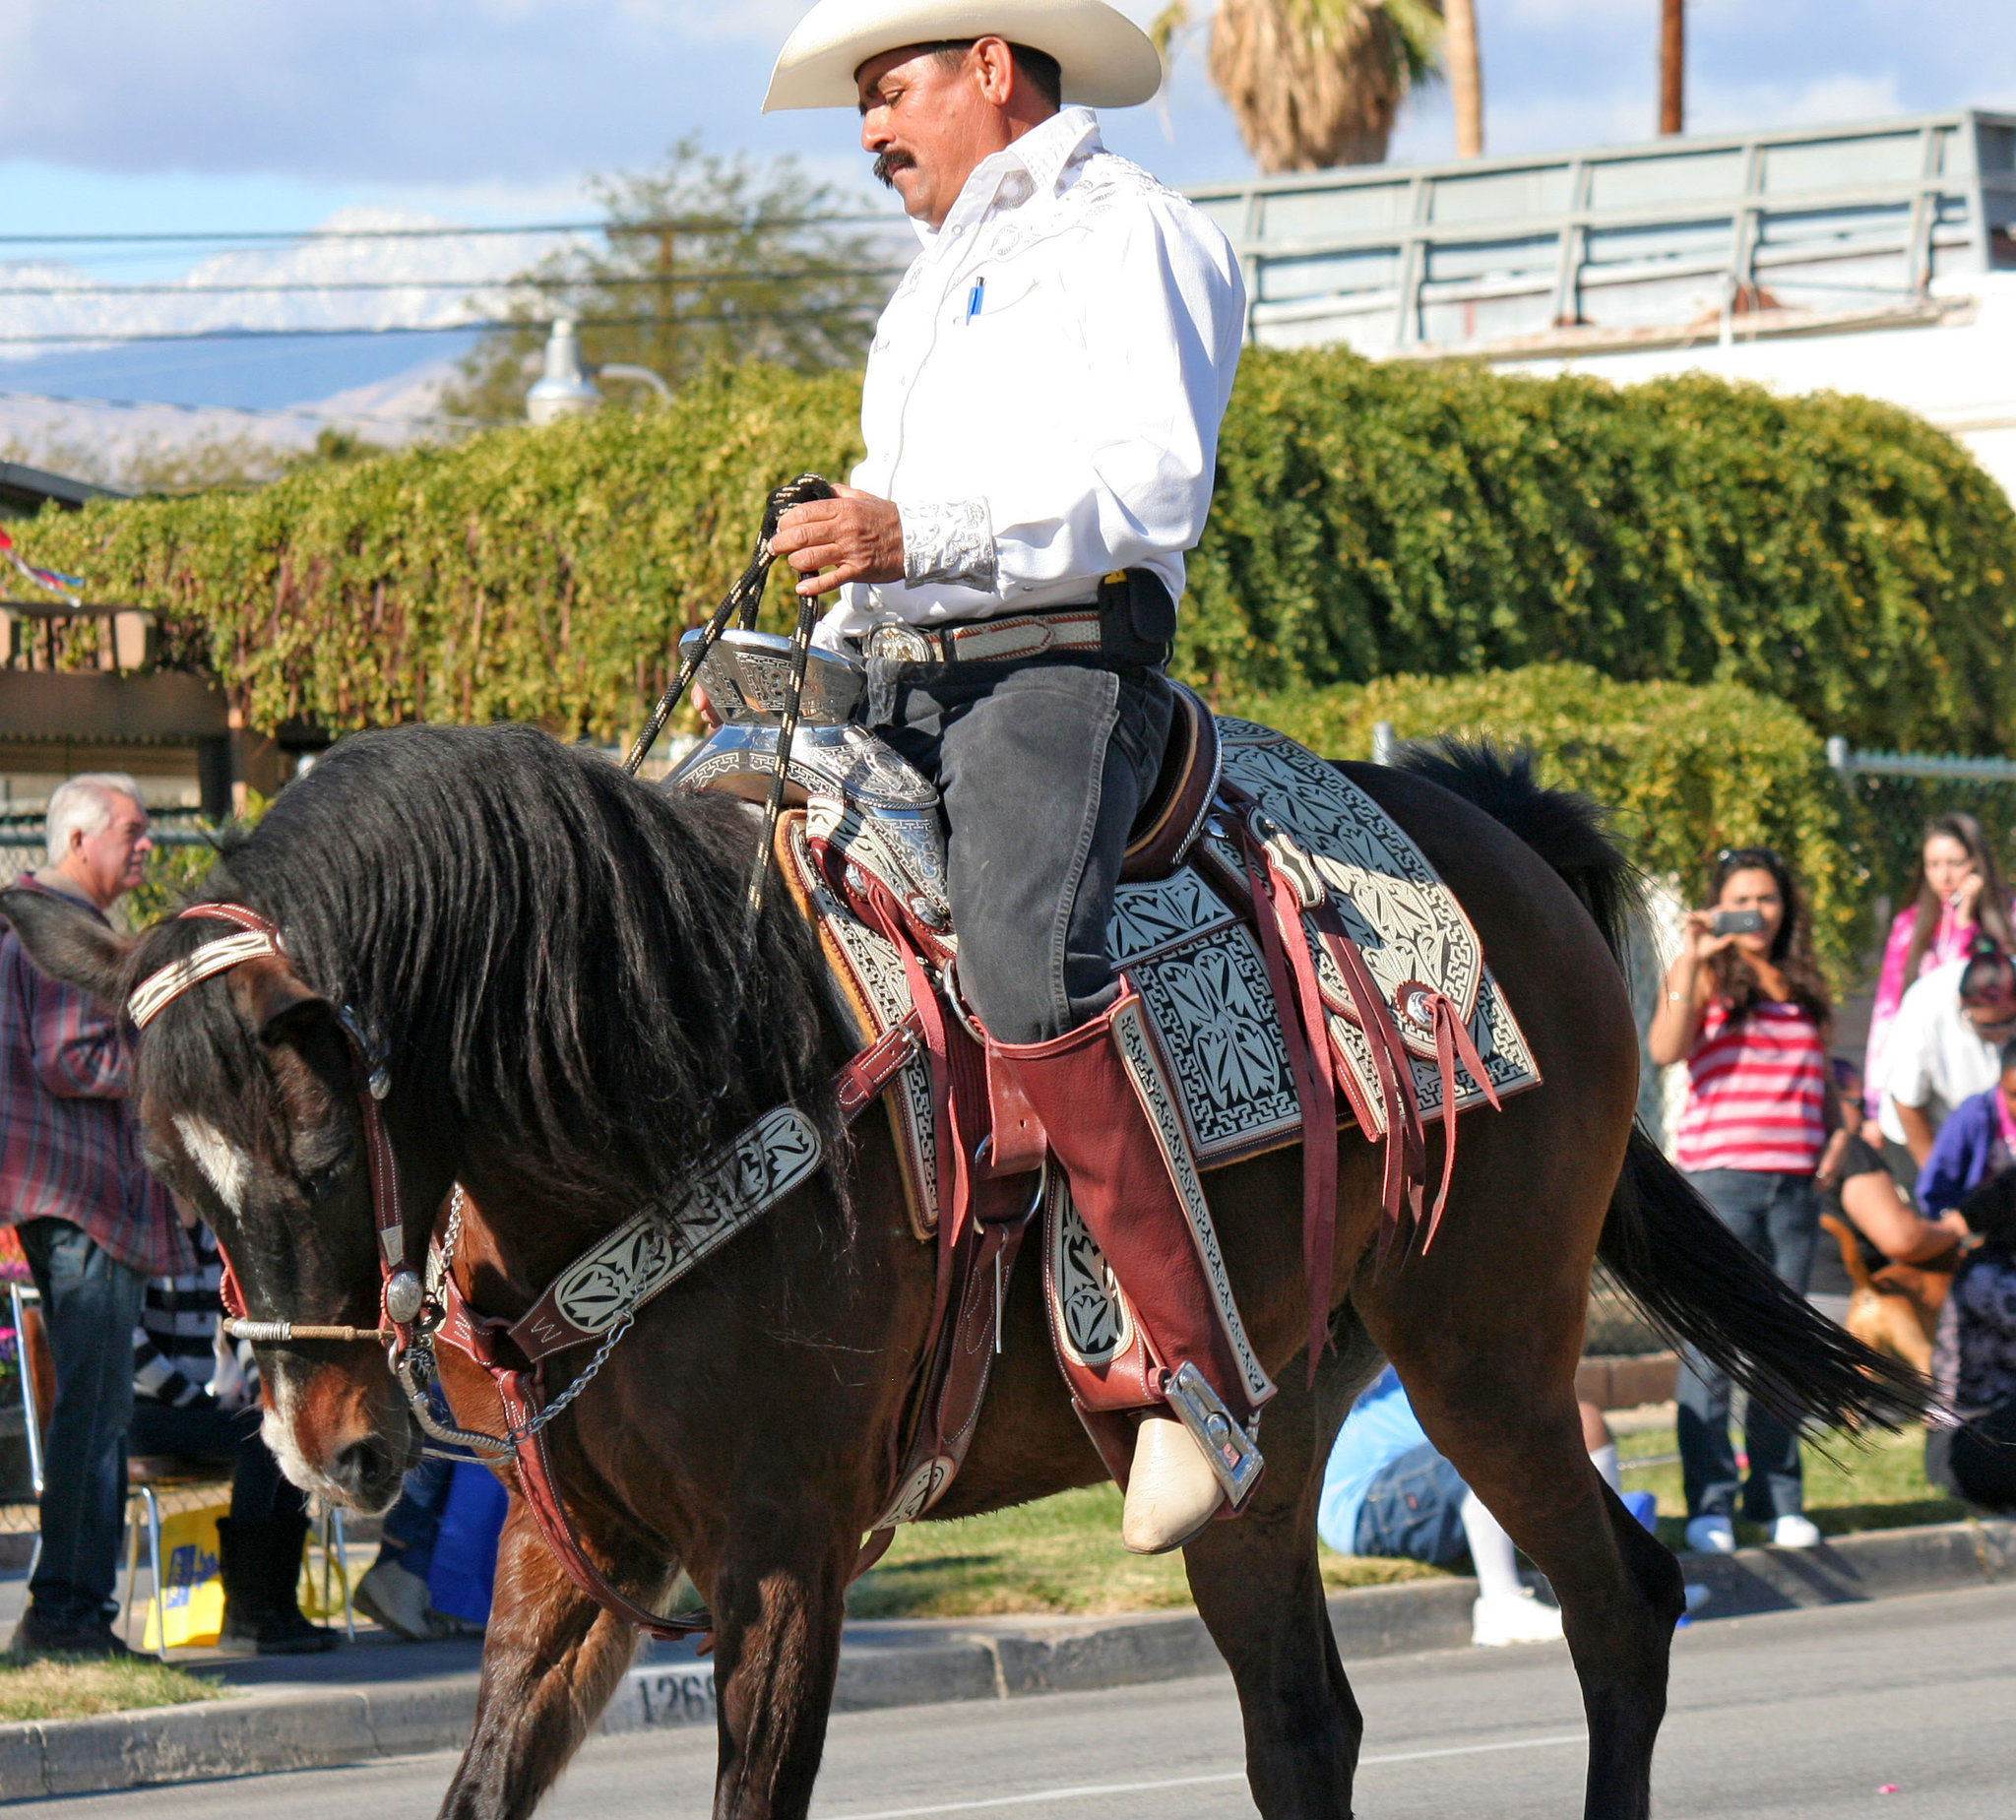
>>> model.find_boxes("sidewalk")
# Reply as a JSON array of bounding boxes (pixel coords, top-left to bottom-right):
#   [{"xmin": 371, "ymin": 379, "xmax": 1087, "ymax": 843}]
[{"xmin": 4, "ymin": 1516, "xmax": 2013, "ymax": 1802}]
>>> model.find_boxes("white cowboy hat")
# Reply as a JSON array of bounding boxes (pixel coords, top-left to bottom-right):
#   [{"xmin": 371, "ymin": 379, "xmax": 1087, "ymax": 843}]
[{"xmin": 762, "ymin": 0, "xmax": 1163, "ymax": 112}]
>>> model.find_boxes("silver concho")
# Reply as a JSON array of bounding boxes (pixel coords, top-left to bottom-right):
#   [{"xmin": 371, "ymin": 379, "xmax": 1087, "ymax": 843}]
[{"xmin": 384, "ymin": 1269, "xmax": 425, "ymax": 1327}]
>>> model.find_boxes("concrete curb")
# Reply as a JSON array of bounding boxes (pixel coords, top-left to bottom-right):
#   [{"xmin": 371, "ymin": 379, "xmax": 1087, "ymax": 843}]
[{"xmin": 6, "ymin": 1518, "xmax": 2010, "ymax": 1802}]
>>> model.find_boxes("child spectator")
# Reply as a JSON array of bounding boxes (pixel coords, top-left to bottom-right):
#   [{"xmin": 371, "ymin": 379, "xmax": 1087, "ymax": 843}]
[
  {"xmin": 1648, "ymin": 847, "xmax": 1840, "ymax": 1552},
  {"xmin": 1865, "ymin": 816, "xmax": 2014, "ymax": 1118},
  {"xmin": 1917, "ymin": 1037, "xmax": 2016, "ymax": 1218},
  {"xmin": 1317, "ymin": 1367, "xmax": 1656, "ymax": 1647},
  {"xmin": 1924, "ymin": 1169, "xmax": 2016, "ymax": 1513}
]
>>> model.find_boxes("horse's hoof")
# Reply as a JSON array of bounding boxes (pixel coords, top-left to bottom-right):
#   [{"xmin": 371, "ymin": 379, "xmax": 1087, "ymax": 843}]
[{"xmin": 1120, "ymin": 1413, "xmax": 1224, "ymax": 1553}]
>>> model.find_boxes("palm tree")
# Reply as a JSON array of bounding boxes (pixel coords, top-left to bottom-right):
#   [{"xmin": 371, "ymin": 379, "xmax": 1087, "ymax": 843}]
[{"xmin": 1158, "ymin": 0, "xmax": 1444, "ymax": 173}]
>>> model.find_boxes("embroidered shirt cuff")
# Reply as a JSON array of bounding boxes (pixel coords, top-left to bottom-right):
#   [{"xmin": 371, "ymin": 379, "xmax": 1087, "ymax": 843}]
[{"xmin": 901, "ymin": 500, "xmax": 997, "ymax": 591}]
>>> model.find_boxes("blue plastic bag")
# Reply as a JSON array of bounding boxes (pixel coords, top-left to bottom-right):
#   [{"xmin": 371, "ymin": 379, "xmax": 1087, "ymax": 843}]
[{"xmin": 425, "ymin": 1462, "xmax": 509, "ymax": 1626}]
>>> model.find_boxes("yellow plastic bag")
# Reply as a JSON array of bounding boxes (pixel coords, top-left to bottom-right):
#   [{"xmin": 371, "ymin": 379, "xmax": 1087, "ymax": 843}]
[{"xmin": 141, "ymin": 1504, "xmax": 229, "ymax": 1652}]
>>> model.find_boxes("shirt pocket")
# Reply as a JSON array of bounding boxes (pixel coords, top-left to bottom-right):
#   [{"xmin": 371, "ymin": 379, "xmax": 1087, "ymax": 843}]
[{"xmin": 946, "ymin": 264, "xmax": 1042, "ymax": 331}]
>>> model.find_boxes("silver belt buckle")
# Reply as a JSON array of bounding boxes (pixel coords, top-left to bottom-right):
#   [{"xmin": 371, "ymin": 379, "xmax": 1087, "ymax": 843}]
[
  {"xmin": 1165, "ymin": 1361, "xmax": 1265, "ymax": 1507},
  {"xmin": 866, "ymin": 624, "xmax": 935, "ymax": 662}
]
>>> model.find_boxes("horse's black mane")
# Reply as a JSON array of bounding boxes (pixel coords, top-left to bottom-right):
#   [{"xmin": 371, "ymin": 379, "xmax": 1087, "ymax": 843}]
[{"xmin": 131, "ymin": 724, "xmax": 836, "ymax": 1212}]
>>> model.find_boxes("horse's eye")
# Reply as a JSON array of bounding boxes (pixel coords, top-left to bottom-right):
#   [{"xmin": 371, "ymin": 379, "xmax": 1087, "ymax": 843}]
[{"xmin": 302, "ymin": 1163, "xmax": 346, "ymax": 1203}]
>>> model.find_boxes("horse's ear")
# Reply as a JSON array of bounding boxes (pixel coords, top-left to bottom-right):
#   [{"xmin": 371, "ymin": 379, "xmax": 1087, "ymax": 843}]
[
  {"xmin": 230, "ymin": 954, "xmax": 331, "ymax": 1044},
  {"xmin": 0, "ymin": 887, "xmax": 134, "ymax": 1006}
]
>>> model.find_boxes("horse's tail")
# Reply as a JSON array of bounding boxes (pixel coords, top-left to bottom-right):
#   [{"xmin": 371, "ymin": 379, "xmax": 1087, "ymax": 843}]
[
  {"xmin": 1383, "ymin": 737, "xmax": 1929, "ymax": 1431},
  {"xmin": 1600, "ymin": 1125, "xmax": 1925, "ymax": 1428}
]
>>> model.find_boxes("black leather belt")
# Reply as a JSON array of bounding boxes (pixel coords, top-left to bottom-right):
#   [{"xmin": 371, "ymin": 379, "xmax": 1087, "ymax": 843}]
[{"xmin": 850, "ymin": 569, "xmax": 1174, "ymax": 667}]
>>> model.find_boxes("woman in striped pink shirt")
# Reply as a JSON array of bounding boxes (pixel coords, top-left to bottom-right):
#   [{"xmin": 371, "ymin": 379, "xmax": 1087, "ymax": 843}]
[{"xmin": 1648, "ymin": 847, "xmax": 1847, "ymax": 1556}]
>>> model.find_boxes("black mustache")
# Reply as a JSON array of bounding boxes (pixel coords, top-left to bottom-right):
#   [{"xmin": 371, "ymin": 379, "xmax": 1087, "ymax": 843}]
[{"xmin": 873, "ymin": 150, "xmax": 915, "ymax": 188}]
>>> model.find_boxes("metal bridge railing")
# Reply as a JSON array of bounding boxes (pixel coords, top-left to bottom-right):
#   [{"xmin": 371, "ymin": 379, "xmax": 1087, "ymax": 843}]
[{"xmin": 1187, "ymin": 108, "xmax": 2016, "ymax": 356}]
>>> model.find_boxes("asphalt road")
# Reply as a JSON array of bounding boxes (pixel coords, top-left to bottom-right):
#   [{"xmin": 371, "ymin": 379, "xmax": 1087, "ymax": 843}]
[{"xmin": 43, "ymin": 1584, "xmax": 2016, "ymax": 1818}]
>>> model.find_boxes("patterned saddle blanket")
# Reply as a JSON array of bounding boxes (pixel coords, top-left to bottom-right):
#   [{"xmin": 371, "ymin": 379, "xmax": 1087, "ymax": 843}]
[{"xmin": 755, "ymin": 713, "xmax": 1542, "ymax": 1241}]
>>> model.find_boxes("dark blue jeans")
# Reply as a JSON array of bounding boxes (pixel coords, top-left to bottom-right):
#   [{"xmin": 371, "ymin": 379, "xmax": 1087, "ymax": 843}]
[
  {"xmin": 877, "ymin": 657, "xmax": 1172, "ymax": 1045},
  {"xmin": 379, "ymin": 1451, "xmax": 456, "ymax": 1583},
  {"xmin": 18, "ymin": 1218, "xmax": 146, "ymax": 1626},
  {"xmin": 1676, "ymin": 1168, "xmax": 1820, "ymax": 1522},
  {"xmin": 1353, "ymin": 1442, "xmax": 1471, "ymax": 1567}
]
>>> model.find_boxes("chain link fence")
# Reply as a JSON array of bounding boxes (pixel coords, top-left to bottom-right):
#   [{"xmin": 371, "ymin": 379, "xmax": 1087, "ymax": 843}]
[{"xmin": 1827, "ymin": 742, "xmax": 2016, "ymax": 933}]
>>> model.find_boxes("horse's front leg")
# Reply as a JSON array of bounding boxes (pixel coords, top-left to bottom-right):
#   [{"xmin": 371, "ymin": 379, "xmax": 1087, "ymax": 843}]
[
  {"xmin": 439, "ymin": 1496, "xmax": 657, "ymax": 1820},
  {"xmin": 704, "ymin": 1492, "xmax": 857, "ymax": 1820}
]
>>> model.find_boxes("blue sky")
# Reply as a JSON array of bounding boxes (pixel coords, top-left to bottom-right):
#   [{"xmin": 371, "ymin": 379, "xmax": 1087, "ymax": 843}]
[{"xmin": 3, "ymin": 0, "xmax": 2012, "ymax": 273}]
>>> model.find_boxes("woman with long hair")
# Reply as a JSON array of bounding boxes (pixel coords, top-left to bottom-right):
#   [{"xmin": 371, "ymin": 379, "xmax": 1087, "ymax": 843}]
[
  {"xmin": 1864, "ymin": 815, "xmax": 2015, "ymax": 1117},
  {"xmin": 1649, "ymin": 846, "xmax": 1846, "ymax": 1554}
]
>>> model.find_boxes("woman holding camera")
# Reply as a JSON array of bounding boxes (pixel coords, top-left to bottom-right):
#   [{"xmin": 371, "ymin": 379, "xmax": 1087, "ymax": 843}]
[{"xmin": 1649, "ymin": 847, "xmax": 1845, "ymax": 1555}]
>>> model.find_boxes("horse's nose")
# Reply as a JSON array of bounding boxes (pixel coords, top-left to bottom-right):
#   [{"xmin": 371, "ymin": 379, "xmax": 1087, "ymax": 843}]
[{"xmin": 331, "ymin": 1436, "xmax": 405, "ymax": 1513}]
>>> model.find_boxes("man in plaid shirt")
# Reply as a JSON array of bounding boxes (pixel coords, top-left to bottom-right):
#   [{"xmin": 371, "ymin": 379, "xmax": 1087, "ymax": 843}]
[{"xmin": 2, "ymin": 773, "xmax": 190, "ymax": 1659}]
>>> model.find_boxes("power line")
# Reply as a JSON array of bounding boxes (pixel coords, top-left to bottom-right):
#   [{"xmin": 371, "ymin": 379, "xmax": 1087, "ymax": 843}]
[
  {"xmin": 0, "ymin": 264, "xmax": 914, "ymax": 300},
  {"xmin": 0, "ymin": 305, "xmax": 885, "ymax": 348},
  {"xmin": 0, "ymin": 214, "xmax": 901, "ymax": 248}
]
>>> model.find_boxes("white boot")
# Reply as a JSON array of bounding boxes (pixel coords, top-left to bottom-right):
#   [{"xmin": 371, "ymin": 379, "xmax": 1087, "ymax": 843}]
[
  {"xmin": 1472, "ymin": 1588, "xmax": 1565, "ymax": 1647},
  {"xmin": 1121, "ymin": 1413, "xmax": 1225, "ymax": 1554}
]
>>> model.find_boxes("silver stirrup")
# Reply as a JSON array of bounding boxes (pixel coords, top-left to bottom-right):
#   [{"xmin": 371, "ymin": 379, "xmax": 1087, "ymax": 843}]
[{"xmin": 1165, "ymin": 1361, "xmax": 1264, "ymax": 1507}]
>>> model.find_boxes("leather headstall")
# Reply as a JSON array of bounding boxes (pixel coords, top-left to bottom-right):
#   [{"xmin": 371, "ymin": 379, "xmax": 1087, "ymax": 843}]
[{"xmin": 128, "ymin": 902, "xmax": 413, "ymax": 1349}]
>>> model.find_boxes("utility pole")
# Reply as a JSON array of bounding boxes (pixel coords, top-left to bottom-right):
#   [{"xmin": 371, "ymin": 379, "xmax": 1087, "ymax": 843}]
[
  {"xmin": 1447, "ymin": 0, "xmax": 1483, "ymax": 158},
  {"xmin": 1659, "ymin": 0, "xmax": 1684, "ymax": 136}
]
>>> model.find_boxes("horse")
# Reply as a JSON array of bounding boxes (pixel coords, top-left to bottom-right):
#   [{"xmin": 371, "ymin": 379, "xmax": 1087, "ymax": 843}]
[{"xmin": 0, "ymin": 722, "xmax": 1917, "ymax": 1820}]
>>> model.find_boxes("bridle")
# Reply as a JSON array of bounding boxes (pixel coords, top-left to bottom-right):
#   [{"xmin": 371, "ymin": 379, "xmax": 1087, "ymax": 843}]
[{"xmin": 128, "ymin": 902, "xmax": 423, "ymax": 1351}]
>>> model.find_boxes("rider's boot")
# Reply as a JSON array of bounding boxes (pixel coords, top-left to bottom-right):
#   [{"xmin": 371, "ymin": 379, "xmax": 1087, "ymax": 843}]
[{"xmin": 992, "ymin": 987, "xmax": 1273, "ymax": 1553}]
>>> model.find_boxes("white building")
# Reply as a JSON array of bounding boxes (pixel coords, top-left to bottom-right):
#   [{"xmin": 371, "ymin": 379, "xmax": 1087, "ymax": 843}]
[{"xmin": 1190, "ymin": 109, "xmax": 2016, "ymax": 502}]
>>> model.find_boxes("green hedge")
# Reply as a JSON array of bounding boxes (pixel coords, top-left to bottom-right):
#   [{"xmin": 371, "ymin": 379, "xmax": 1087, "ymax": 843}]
[
  {"xmin": 1247, "ymin": 662, "xmax": 1865, "ymax": 977},
  {"xmin": 1183, "ymin": 349, "xmax": 2016, "ymax": 754},
  {"xmin": 22, "ymin": 349, "xmax": 2016, "ymax": 752},
  {"xmin": 24, "ymin": 365, "xmax": 864, "ymax": 739}
]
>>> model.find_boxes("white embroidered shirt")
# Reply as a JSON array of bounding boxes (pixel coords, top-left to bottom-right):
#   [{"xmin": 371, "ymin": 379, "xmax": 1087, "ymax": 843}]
[{"xmin": 817, "ymin": 106, "xmax": 1245, "ymax": 646}]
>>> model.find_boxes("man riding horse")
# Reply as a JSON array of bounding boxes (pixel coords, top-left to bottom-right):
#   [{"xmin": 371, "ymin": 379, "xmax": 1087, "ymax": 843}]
[{"xmin": 764, "ymin": 0, "xmax": 1254, "ymax": 1553}]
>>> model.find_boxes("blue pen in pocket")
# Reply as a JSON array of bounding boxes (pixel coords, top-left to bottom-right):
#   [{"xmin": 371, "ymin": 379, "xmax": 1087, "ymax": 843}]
[{"xmin": 965, "ymin": 276, "xmax": 985, "ymax": 323}]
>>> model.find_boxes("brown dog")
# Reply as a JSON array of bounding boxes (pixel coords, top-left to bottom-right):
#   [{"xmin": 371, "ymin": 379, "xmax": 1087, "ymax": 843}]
[{"xmin": 1818, "ymin": 1212, "xmax": 1951, "ymax": 1374}]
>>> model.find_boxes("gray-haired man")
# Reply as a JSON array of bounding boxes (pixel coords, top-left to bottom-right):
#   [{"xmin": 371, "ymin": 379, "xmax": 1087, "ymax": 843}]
[{"xmin": 4, "ymin": 775, "xmax": 190, "ymax": 1659}]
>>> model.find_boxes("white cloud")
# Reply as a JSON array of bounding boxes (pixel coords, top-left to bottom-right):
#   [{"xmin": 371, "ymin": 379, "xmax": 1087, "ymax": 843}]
[
  {"xmin": 0, "ymin": 0, "xmax": 2007, "ymax": 225},
  {"xmin": 1690, "ymin": 72, "xmax": 1906, "ymax": 136}
]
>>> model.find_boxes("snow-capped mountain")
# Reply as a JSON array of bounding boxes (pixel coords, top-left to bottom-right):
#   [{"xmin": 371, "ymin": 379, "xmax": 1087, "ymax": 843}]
[{"xmin": 0, "ymin": 206, "xmax": 576, "ymax": 480}]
